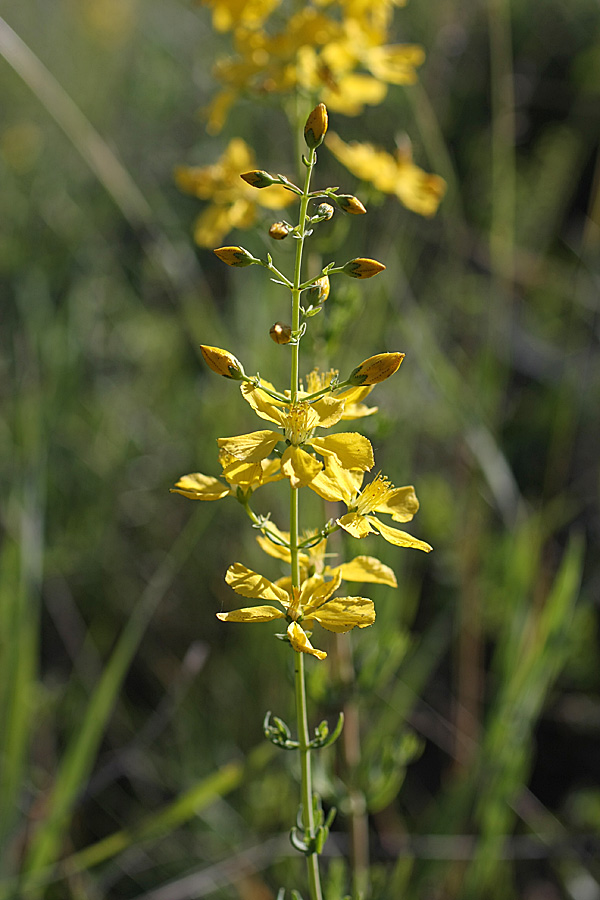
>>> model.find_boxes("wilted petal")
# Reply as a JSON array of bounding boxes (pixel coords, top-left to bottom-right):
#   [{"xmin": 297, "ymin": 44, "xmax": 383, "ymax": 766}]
[{"xmin": 287, "ymin": 622, "xmax": 327, "ymax": 660}]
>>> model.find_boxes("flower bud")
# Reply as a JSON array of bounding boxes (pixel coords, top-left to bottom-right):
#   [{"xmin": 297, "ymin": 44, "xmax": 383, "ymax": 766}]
[
  {"xmin": 200, "ymin": 344, "xmax": 246, "ymax": 379},
  {"xmin": 304, "ymin": 103, "xmax": 328, "ymax": 150},
  {"xmin": 269, "ymin": 322, "xmax": 292, "ymax": 344},
  {"xmin": 213, "ymin": 246, "xmax": 256, "ymax": 267},
  {"xmin": 333, "ymin": 194, "xmax": 367, "ymax": 215},
  {"xmin": 305, "ymin": 275, "xmax": 330, "ymax": 305},
  {"xmin": 347, "ymin": 352, "xmax": 405, "ymax": 386},
  {"xmin": 269, "ymin": 221, "xmax": 292, "ymax": 240},
  {"xmin": 241, "ymin": 170, "xmax": 279, "ymax": 189},
  {"xmin": 342, "ymin": 257, "xmax": 386, "ymax": 279},
  {"xmin": 316, "ymin": 203, "xmax": 334, "ymax": 220}
]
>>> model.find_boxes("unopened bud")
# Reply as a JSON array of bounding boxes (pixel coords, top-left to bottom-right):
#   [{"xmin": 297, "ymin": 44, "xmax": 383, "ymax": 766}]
[
  {"xmin": 305, "ymin": 275, "xmax": 330, "ymax": 305},
  {"xmin": 200, "ymin": 344, "xmax": 246, "ymax": 379},
  {"xmin": 269, "ymin": 322, "xmax": 292, "ymax": 344},
  {"xmin": 269, "ymin": 221, "xmax": 292, "ymax": 240},
  {"xmin": 342, "ymin": 257, "xmax": 386, "ymax": 279},
  {"xmin": 304, "ymin": 103, "xmax": 328, "ymax": 150},
  {"xmin": 347, "ymin": 352, "xmax": 405, "ymax": 386},
  {"xmin": 213, "ymin": 246, "xmax": 256, "ymax": 267},
  {"xmin": 241, "ymin": 170, "xmax": 279, "ymax": 189},
  {"xmin": 333, "ymin": 194, "xmax": 367, "ymax": 215},
  {"xmin": 316, "ymin": 203, "xmax": 334, "ymax": 220}
]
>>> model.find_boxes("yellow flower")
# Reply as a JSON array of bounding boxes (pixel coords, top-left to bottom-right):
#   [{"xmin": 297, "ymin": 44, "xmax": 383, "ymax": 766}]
[
  {"xmin": 217, "ymin": 563, "xmax": 376, "ymax": 659},
  {"xmin": 326, "ymin": 132, "xmax": 446, "ymax": 217},
  {"xmin": 310, "ymin": 461, "xmax": 432, "ymax": 552},
  {"xmin": 201, "ymin": 0, "xmax": 281, "ymax": 33},
  {"xmin": 216, "ymin": 384, "xmax": 374, "ymax": 488},
  {"xmin": 206, "ymin": 8, "xmax": 424, "ymax": 129},
  {"xmin": 171, "ymin": 453, "xmax": 283, "ymax": 501},
  {"xmin": 255, "ymin": 523, "xmax": 398, "ymax": 588},
  {"xmin": 175, "ymin": 138, "xmax": 293, "ymax": 246}
]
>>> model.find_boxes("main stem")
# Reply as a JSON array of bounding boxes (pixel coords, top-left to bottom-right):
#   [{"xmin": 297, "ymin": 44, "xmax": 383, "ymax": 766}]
[{"xmin": 290, "ymin": 146, "xmax": 323, "ymax": 900}]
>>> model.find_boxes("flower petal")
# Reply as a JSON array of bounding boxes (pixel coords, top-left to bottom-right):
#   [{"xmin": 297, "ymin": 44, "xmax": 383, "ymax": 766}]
[
  {"xmin": 225, "ymin": 562, "xmax": 290, "ymax": 607},
  {"xmin": 240, "ymin": 383, "xmax": 286, "ymax": 426},
  {"xmin": 332, "ymin": 555, "xmax": 397, "ymax": 587},
  {"xmin": 287, "ymin": 621, "xmax": 327, "ymax": 660},
  {"xmin": 170, "ymin": 473, "xmax": 230, "ymax": 501},
  {"xmin": 337, "ymin": 513, "xmax": 376, "ymax": 539},
  {"xmin": 310, "ymin": 432, "xmax": 374, "ymax": 471},
  {"xmin": 311, "ymin": 395, "xmax": 346, "ymax": 428},
  {"xmin": 300, "ymin": 570, "xmax": 343, "ymax": 616},
  {"xmin": 375, "ymin": 485, "xmax": 420, "ymax": 522},
  {"xmin": 218, "ymin": 430, "xmax": 281, "ymax": 463},
  {"xmin": 281, "ymin": 446, "xmax": 322, "ymax": 487},
  {"xmin": 310, "ymin": 596, "xmax": 375, "ymax": 632},
  {"xmin": 217, "ymin": 606, "xmax": 286, "ymax": 623},
  {"xmin": 308, "ymin": 460, "xmax": 363, "ymax": 503},
  {"xmin": 367, "ymin": 516, "xmax": 433, "ymax": 551}
]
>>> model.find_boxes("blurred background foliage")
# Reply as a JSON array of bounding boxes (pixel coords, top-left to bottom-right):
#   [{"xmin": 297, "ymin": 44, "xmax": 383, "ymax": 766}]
[{"xmin": 1, "ymin": 0, "xmax": 599, "ymax": 898}]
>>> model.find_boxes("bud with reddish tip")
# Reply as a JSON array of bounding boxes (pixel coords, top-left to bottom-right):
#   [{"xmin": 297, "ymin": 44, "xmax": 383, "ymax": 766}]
[
  {"xmin": 347, "ymin": 352, "xmax": 405, "ymax": 386},
  {"xmin": 304, "ymin": 103, "xmax": 328, "ymax": 150},
  {"xmin": 213, "ymin": 246, "xmax": 257, "ymax": 267},
  {"xmin": 342, "ymin": 257, "xmax": 386, "ymax": 279},
  {"xmin": 200, "ymin": 344, "xmax": 246, "ymax": 379},
  {"xmin": 269, "ymin": 322, "xmax": 292, "ymax": 344}
]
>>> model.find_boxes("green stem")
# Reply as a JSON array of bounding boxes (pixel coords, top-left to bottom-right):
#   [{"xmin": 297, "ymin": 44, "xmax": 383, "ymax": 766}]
[{"xmin": 289, "ymin": 144, "xmax": 323, "ymax": 900}]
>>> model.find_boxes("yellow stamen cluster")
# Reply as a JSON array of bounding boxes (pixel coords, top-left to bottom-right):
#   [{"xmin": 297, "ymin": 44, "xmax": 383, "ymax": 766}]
[
  {"xmin": 352, "ymin": 473, "xmax": 396, "ymax": 516},
  {"xmin": 284, "ymin": 402, "xmax": 315, "ymax": 445}
]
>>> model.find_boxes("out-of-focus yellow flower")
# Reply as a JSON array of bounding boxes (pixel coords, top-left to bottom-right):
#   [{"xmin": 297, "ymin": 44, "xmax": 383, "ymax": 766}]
[
  {"xmin": 217, "ymin": 384, "xmax": 374, "ymax": 488},
  {"xmin": 175, "ymin": 138, "xmax": 294, "ymax": 246},
  {"xmin": 310, "ymin": 460, "xmax": 432, "ymax": 551},
  {"xmin": 217, "ymin": 563, "xmax": 375, "ymax": 659},
  {"xmin": 206, "ymin": 9, "xmax": 425, "ymax": 129},
  {"xmin": 200, "ymin": 0, "xmax": 281, "ymax": 32},
  {"xmin": 315, "ymin": 0, "xmax": 407, "ymax": 33},
  {"xmin": 327, "ymin": 132, "xmax": 446, "ymax": 217}
]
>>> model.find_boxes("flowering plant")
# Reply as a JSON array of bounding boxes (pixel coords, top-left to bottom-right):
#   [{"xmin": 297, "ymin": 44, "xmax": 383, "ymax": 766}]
[{"xmin": 172, "ymin": 101, "xmax": 431, "ymax": 899}]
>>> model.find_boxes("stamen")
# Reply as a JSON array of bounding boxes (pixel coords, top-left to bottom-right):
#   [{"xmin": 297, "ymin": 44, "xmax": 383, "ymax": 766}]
[{"xmin": 354, "ymin": 473, "xmax": 396, "ymax": 515}]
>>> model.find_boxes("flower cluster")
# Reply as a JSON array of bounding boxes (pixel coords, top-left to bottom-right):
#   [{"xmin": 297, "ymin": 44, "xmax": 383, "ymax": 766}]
[{"xmin": 172, "ymin": 104, "xmax": 432, "ymax": 661}]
